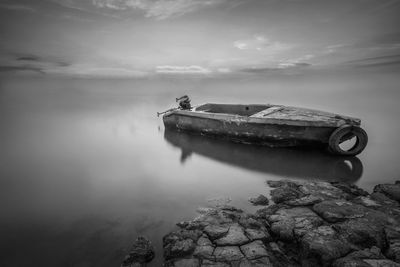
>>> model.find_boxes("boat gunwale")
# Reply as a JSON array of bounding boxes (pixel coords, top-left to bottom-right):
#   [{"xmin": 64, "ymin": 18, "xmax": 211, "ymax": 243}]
[{"xmin": 165, "ymin": 109, "xmax": 349, "ymax": 128}]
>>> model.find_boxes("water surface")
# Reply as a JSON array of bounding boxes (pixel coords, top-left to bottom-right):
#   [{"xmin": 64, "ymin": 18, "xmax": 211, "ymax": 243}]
[{"xmin": 1, "ymin": 71, "xmax": 399, "ymax": 266}]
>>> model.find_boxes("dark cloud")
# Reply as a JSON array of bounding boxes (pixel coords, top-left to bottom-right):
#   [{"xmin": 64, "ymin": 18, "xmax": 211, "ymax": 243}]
[
  {"xmin": 17, "ymin": 55, "xmax": 41, "ymax": 61},
  {"xmin": 292, "ymin": 62, "xmax": 311, "ymax": 67},
  {"xmin": 240, "ymin": 67, "xmax": 280, "ymax": 73},
  {"xmin": 344, "ymin": 54, "xmax": 400, "ymax": 68},
  {"xmin": 0, "ymin": 65, "xmax": 44, "ymax": 74},
  {"xmin": 0, "ymin": 52, "xmax": 70, "ymax": 75},
  {"xmin": 357, "ymin": 60, "xmax": 400, "ymax": 68},
  {"xmin": 240, "ymin": 62, "xmax": 311, "ymax": 74},
  {"xmin": 345, "ymin": 54, "xmax": 400, "ymax": 64}
]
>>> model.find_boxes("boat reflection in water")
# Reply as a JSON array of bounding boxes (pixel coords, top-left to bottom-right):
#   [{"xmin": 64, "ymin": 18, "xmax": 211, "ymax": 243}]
[{"xmin": 164, "ymin": 129, "xmax": 363, "ymax": 183}]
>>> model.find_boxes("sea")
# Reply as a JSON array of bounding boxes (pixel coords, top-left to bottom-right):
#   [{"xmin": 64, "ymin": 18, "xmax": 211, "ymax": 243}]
[{"xmin": 1, "ymin": 68, "xmax": 399, "ymax": 266}]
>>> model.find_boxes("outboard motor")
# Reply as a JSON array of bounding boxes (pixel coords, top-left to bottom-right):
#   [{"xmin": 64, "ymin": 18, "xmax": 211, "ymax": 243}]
[{"xmin": 176, "ymin": 95, "xmax": 191, "ymax": 110}]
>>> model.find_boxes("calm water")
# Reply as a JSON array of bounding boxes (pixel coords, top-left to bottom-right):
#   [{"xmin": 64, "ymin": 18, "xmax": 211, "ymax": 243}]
[{"xmin": 1, "ymin": 70, "xmax": 400, "ymax": 266}]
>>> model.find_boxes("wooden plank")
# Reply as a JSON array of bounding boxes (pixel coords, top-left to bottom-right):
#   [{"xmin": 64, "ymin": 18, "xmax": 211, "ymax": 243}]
[{"xmin": 250, "ymin": 106, "xmax": 284, "ymax": 118}]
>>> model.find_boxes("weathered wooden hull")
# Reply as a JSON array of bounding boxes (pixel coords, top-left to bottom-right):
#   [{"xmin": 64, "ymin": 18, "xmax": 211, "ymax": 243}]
[{"xmin": 163, "ymin": 111, "xmax": 336, "ymax": 146}]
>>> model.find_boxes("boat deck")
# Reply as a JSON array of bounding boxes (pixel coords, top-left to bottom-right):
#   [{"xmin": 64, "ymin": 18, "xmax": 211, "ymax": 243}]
[{"xmin": 193, "ymin": 103, "xmax": 360, "ymax": 127}]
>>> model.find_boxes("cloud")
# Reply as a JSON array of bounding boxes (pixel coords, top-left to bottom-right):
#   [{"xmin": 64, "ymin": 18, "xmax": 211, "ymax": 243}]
[
  {"xmin": 53, "ymin": 0, "xmax": 227, "ymax": 20},
  {"xmin": 0, "ymin": 66, "xmax": 44, "ymax": 74},
  {"xmin": 13, "ymin": 54, "xmax": 70, "ymax": 67},
  {"xmin": 239, "ymin": 61, "xmax": 311, "ymax": 74},
  {"xmin": 233, "ymin": 35, "xmax": 291, "ymax": 52},
  {"xmin": 343, "ymin": 54, "xmax": 400, "ymax": 68},
  {"xmin": 0, "ymin": 3, "xmax": 36, "ymax": 12},
  {"xmin": 156, "ymin": 65, "xmax": 210, "ymax": 74},
  {"xmin": 278, "ymin": 62, "xmax": 311, "ymax": 68},
  {"xmin": 47, "ymin": 65, "xmax": 149, "ymax": 77},
  {"xmin": 16, "ymin": 56, "xmax": 41, "ymax": 61},
  {"xmin": 278, "ymin": 54, "xmax": 313, "ymax": 68},
  {"xmin": 239, "ymin": 67, "xmax": 280, "ymax": 73}
]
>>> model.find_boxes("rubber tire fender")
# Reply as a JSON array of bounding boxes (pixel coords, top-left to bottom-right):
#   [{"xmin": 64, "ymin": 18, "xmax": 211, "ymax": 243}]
[{"xmin": 328, "ymin": 125, "xmax": 368, "ymax": 156}]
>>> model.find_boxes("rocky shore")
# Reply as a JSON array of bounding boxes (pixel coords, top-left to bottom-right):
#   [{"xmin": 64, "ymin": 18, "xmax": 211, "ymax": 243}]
[{"xmin": 161, "ymin": 180, "xmax": 400, "ymax": 267}]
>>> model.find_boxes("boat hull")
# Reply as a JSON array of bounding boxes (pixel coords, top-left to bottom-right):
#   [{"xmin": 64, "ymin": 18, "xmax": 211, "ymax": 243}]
[{"xmin": 163, "ymin": 112, "xmax": 336, "ymax": 147}]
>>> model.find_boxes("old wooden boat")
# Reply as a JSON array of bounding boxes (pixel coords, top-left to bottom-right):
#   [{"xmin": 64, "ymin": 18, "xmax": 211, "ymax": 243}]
[{"xmin": 159, "ymin": 96, "xmax": 368, "ymax": 156}]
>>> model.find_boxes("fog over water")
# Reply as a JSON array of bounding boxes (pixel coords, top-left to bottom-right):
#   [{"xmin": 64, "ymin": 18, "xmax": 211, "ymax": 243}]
[{"xmin": 1, "ymin": 69, "xmax": 400, "ymax": 266}]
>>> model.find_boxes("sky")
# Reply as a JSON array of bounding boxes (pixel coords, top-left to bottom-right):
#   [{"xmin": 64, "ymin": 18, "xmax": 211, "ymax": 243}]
[{"xmin": 0, "ymin": 0, "xmax": 400, "ymax": 77}]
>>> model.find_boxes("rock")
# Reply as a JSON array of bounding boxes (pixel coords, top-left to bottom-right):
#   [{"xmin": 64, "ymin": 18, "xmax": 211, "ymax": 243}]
[
  {"xmin": 313, "ymin": 200, "xmax": 369, "ymax": 223},
  {"xmin": 268, "ymin": 206, "xmax": 323, "ymax": 241},
  {"xmin": 331, "ymin": 182, "xmax": 369, "ymax": 198},
  {"xmin": 201, "ymin": 260, "xmax": 230, "ymax": 266},
  {"xmin": 214, "ymin": 224, "xmax": 249, "ymax": 246},
  {"xmin": 213, "ymin": 246, "xmax": 244, "ymax": 261},
  {"xmin": 245, "ymin": 227, "xmax": 271, "ymax": 242},
  {"xmin": 204, "ymin": 225, "xmax": 229, "ymax": 240},
  {"xmin": 333, "ymin": 216, "xmax": 389, "ymax": 249},
  {"xmin": 266, "ymin": 180, "xmax": 297, "ymax": 188},
  {"xmin": 270, "ymin": 187, "xmax": 304, "ymax": 204},
  {"xmin": 374, "ymin": 183, "xmax": 400, "ymax": 203},
  {"xmin": 239, "ymin": 257, "xmax": 273, "ymax": 266},
  {"xmin": 193, "ymin": 236, "xmax": 215, "ymax": 259},
  {"xmin": 164, "ymin": 238, "xmax": 196, "ymax": 260},
  {"xmin": 163, "ymin": 230, "xmax": 201, "ymax": 260},
  {"xmin": 284, "ymin": 194, "xmax": 324, "ymax": 206},
  {"xmin": 352, "ymin": 196, "xmax": 382, "ymax": 208},
  {"xmin": 255, "ymin": 203, "xmax": 288, "ymax": 220},
  {"xmin": 197, "ymin": 235, "xmax": 213, "ymax": 246},
  {"xmin": 356, "ymin": 195, "xmax": 400, "ymax": 224},
  {"xmin": 177, "ymin": 220, "xmax": 203, "ymax": 230},
  {"xmin": 300, "ymin": 226, "xmax": 351, "ymax": 265},
  {"xmin": 362, "ymin": 259, "xmax": 400, "ymax": 266},
  {"xmin": 162, "ymin": 179, "xmax": 400, "ymax": 266},
  {"xmin": 297, "ymin": 180, "xmax": 350, "ymax": 201},
  {"xmin": 169, "ymin": 258, "xmax": 200, "ymax": 267},
  {"xmin": 193, "ymin": 244, "xmax": 215, "ymax": 260},
  {"xmin": 239, "ymin": 214, "xmax": 265, "ymax": 229},
  {"xmin": 249, "ymin": 194, "xmax": 269, "ymax": 206},
  {"xmin": 219, "ymin": 205, "xmax": 243, "ymax": 212},
  {"xmin": 265, "ymin": 242, "xmax": 300, "ymax": 267},
  {"xmin": 268, "ymin": 180, "xmax": 350, "ymax": 206},
  {"xmin": 194, "ymin": 207, "xmax": 236, "ymax": 226},
  {"xmin": 370, "ymin": 192, "xmax": 400, "ymax": 207},
  {"xmin": 121, "ymin": 236, "xmax": 155, "ymax": 266},
  {"xmin": 333, "ymin": 246, "xmax": 400, "ymax": 267},
  {"xmin": 240, "ymin": 240, "xmax": 269, "ymax": 260},
  {"xmin": 385, "ymin": 226, "xmax": 400, "ymax": 263}
]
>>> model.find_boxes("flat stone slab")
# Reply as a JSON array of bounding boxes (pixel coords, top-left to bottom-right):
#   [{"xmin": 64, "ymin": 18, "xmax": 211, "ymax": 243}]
[
  {"xmin": 268, "ymin": 206, "xmax": 323, "ymax": 240},
  {"xmin": 204, "ymin": 225, "xmax": 229, "ymax": 240},
  {"xmin": 214, "ymin": 224, "xmax": 249, "ymax": 246},
  {"xmin": 213, "ymin": 246, "xmax": 244, "ymax": 261},
  {"xmin": 245, "ymin": 228, "xmax": 270, "ymax": 242},
  {"xmin": 170, "ymin": 258, "xmax": 200, "ymax": 267},
  {"xmin": 333, "ymin": 246, "xmax": 400, "ymax": 267},
  {"xmin": 240, "ymin": 240, "xmax": 269, "ymax": 260},
  {"xmin": 374, "ymin": 183, "xmax": 400, "ymax": 202},
  {"xmin": 313, "ymin": 200, "xmax": 368, "ymax": 223},
  {"xmin": 193, "ymin": 244, "xmax": 214, "ymax": 259},
  {"xmin": 301, "ymin": 226, "xmax": 351, "ymax": 263},
  {"xmin": 238, "ymin": 257, "xmax": 273, "ymax": 267}
]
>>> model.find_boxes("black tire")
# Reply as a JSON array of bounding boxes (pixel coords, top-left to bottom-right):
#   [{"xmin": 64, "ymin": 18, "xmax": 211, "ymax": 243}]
[{"xmin": 328, "ymin": 125, "xmax": 368, "ymax": 156}]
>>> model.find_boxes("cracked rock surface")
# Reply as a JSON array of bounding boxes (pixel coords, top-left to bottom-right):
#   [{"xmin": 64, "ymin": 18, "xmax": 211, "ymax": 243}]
[{"xmin": 162, "ymin": 180, "xmax": 400, "ymax": 267}]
